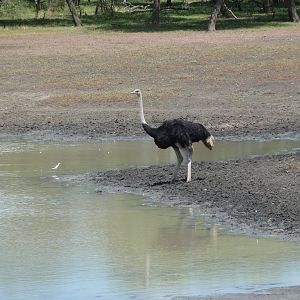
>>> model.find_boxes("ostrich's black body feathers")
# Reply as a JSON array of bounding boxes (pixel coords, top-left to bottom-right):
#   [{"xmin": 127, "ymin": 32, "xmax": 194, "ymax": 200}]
[
  {"xmin": 179, "ymin": 120, "xmax": 211, "ymax": 142},
  {"xmin": 142, "ymin": 119, "xmax": 211, "ymax": 150}
]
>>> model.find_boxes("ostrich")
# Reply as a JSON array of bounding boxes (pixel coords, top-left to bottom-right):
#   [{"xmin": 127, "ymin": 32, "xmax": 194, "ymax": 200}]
[{"xmin": 131, "ymin": 89, "xmax": 214, "ymax": 183}]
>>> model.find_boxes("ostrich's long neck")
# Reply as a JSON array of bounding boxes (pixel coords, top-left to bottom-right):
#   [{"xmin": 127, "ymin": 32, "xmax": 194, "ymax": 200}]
[
  {"xmin": 138, "ymin": 94, "xmax": 147, "ymax": 125},
  {"xmin": 138, "ymin": 93, "xmax": 157, "ymax": 138}
]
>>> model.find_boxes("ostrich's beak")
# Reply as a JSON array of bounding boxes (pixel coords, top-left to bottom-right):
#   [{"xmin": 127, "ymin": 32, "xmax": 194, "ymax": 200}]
[{"xmin": 130, "ymin": 91, "xmax": 136, "ymax": 94}]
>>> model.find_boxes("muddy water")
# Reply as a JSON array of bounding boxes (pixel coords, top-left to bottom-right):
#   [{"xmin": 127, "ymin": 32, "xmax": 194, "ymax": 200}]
[{"xmin": 1, "ymin": 137, "xmax": 300, "ymax": 299}]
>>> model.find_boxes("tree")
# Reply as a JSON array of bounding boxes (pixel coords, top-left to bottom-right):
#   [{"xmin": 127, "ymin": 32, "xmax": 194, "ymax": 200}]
[
  {"xmin": 262, "ymin": 0, "xmax": 273, "ymax": 14},
  {"xmin": 34, "ymin": 0, "xmax": 41, "ymax": 18},
  {"xmin": 208, "ymin": 0, "xmax": 224, "ymax": 31},
  {"xmin": 66, "ymin": 0, "xmax": 82, "ymax": 26},
  {"xmin": 284, "ymin": 0, "xmax": 300, "ymax": 22},
  {"xmin": 152, "ymin": 0, "xmax": 160, "ymax": 25},
  {"xmin": 208, "ymin": 0, "xmax": 238, "ymax": 31},
  {"xmin": 95, "ymin": 0, "xmax": 115, "ymax": 15}
]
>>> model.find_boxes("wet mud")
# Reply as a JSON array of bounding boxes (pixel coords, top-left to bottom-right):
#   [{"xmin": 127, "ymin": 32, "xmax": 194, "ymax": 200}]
[
  {"xmin": 176, "ymin": 285, "xmax": 300, "ymax": 299},
  {"xmin": 90, "ymin": 152, "xmax": 300, "ymax": 241}
]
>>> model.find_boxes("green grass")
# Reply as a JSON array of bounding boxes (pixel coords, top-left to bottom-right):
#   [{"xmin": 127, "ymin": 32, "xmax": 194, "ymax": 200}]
[{"xmin": 0, "ymin": 0, "xmax": 298, "ymax": 32}]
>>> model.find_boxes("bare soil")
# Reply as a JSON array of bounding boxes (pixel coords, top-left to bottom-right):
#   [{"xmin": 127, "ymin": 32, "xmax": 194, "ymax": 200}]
[
  {"xmin": 0, "ymin": 28, "xmax": 299, "ymax": 138},
  {"xmin": 1, "ymin": 27, "xmax": 300, "ymax": 299}
]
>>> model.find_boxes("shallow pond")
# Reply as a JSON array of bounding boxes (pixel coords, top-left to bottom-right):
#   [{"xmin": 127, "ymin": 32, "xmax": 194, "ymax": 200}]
[{"xmin": 0, "ymin": 137, "xmax": 300, "ymax": 299}]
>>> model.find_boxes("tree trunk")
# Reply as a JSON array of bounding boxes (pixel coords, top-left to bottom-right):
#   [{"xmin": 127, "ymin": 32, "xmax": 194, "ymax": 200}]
[
  {"xmin": 235, "ymin": 0, "xmax": 242, "ymax": 11},
  {"xmin": 35, "ymin": 0, "xmax": 41, "ymax": 18},
  {"xmin": 152, "ymin": 0, "xmax": 160, "ymax": 25},
  {"xmin": 262, "ymin": 0, "xmax": 273, "ymax": 13},
  {"xmin": 221, "ymin": 3, "xmax": 238, "ymax": 19},
  {"xmin": 208, "ymin": 0, "xmax": 224, "ymax": 31},
  {"xmin": 110, "ymin": 0, "xmax": 115, "ymax": 16},
  {"xmin": 284, "ymin": 0, "xmax": 300, "ymax": 22},
  {"xmin": 166, "ymin": 0, "xmax": 172, "ymax": 7},
  {"xmin": 66, "ymin": 0, "xmax": 82, "ymax": 26},
  {"xmin": 95, "ymin": 2, "xmax": 101, "ymax": 15}
]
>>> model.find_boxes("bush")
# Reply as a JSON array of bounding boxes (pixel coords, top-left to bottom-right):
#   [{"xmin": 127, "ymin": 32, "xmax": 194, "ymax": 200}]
[{"xmin": 0, "ymin": 0, "xmax": 30, "ymax": 17}]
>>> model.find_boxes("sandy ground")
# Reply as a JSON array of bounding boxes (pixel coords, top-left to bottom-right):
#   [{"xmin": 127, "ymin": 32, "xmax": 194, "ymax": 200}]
[{"xmin": 1, "ymin": 27, "xmax": 300, "ymax": 299}]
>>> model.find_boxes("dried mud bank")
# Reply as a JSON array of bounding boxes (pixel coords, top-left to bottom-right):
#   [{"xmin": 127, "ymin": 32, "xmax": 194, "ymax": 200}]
[
  {"xmin": 1, "ymin": 111, "xmax": 299, "ymax": 142},
  {"xmin": 177, "ymin": 285, "xmax": 300, "ymax": 300},
  {"xmin": 90, "ymin": 152, "xmax": 300, "ymax": 241}
]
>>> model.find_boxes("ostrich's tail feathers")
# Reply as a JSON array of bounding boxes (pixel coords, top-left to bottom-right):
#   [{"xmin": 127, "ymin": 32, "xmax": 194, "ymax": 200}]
[{"xmin": 203, "ymin": 135, "xmax": 214, "ymax": 150}]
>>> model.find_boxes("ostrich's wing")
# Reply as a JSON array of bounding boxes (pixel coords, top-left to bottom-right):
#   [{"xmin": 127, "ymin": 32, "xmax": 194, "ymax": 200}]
[
  {"xmin": 159, "ymin": 120, "xmax": 191, "ymax": 148},
  {"xmin": 142, "ymin": 122, "xmax": 173, "ymax": 149},
  {"xmin": 180, "ymin": 120, "xmax": 211, "ymax": 143},
  {"xmin": 169, "ymin": 123, "xmax": 191, "ymax": 148}
]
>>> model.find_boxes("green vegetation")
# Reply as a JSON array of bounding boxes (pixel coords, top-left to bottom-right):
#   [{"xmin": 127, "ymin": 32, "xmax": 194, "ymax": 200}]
[{"xmin": 0, "ymin": 0, "xmax": 299, "ymax": 31}]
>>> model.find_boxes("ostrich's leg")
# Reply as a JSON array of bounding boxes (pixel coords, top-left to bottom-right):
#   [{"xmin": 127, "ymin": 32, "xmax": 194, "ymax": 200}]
[
  {"xmin": 172, "ymin": 147, "xmax": 183, "ymax": 183},
  {"xmin": 187, "ymin": 150, "xmax": 192, "ymax": 182},
  {"xmin": 180, "ymin": 146, "xmax": 193, "ymax": 182}
]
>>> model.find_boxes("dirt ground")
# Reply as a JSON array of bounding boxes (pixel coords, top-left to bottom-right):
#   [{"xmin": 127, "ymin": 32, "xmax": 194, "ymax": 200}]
[
  {"xmin": 1, "ymin": 26, "xmax": 300, "ymax": 299},
  {"xmin": 0, "ymin": 27, "xmax": 299, "ymax": 138}
]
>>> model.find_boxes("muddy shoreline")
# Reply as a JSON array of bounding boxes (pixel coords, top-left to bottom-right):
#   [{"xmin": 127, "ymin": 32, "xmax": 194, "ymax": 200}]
[
  {"xmin": 88, "ymin": 150, "xmax": 300, "ymax": 241},
  {"xmin": 177, "ymin": 285, "xmax": 300, "ymax": 300}
]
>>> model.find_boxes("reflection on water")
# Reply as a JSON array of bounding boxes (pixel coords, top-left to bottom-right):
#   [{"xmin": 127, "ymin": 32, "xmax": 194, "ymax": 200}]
[{"xmin": 0, "ymin": 137, "xmax": 300, "ymax": 299}]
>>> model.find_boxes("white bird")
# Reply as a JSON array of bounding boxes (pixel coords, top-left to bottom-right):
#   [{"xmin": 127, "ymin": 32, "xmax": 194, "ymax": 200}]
[{"xmin": 51, "ymin": 162, "xmax": 61, "ymax": 170}]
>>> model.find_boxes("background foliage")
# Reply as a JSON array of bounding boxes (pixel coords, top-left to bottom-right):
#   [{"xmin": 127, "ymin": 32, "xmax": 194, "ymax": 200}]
[{"xmin": 0, "ymin": 0, "xmax": 299, "ymax": 30}]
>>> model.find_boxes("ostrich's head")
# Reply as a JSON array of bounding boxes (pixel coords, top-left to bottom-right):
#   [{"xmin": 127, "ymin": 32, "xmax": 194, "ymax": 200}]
[
  {"xmin": 131, "ymin": 89, "xmax": 141, "ymax": 96},
  {"xmin": 203, "ymin": 135, "xmax": 215, "ymax": 150}
]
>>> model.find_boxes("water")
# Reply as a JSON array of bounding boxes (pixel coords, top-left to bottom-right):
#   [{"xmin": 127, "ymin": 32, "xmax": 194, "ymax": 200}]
[{"xmin": 0, "ymin": 137, "xmax": 300, "ymax": 299}]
